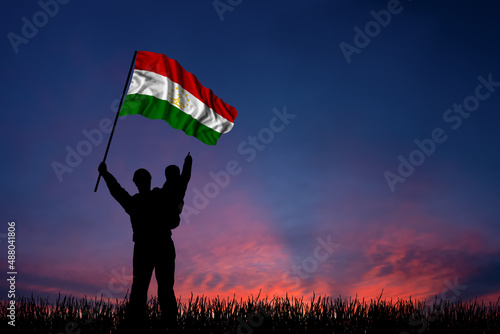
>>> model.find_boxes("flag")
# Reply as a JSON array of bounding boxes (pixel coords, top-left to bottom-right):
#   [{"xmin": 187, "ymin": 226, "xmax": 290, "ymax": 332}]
[{"xmin": 119, "ymin": 51, "xmax": 237, "ymax": 145}]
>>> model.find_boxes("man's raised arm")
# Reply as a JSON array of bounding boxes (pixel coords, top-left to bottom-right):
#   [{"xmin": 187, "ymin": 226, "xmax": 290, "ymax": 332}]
[{"xmin": 98, "ymin": 162, "xmax": 132, "ymax": 212}]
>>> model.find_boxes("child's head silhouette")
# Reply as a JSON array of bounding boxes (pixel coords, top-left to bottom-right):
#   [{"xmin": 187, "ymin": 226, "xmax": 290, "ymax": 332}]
[{"xmin": 165, "ymin": 165, "xmax": 180, "ymax": 181}]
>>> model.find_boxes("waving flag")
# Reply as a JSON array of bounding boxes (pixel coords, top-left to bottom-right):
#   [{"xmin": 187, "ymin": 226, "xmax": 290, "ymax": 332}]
[{"xmin": 120, "ymin": 51, "xmax": 237, "ymax": 145}]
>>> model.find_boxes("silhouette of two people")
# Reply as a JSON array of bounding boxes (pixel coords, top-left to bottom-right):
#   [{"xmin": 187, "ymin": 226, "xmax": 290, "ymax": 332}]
[{"xmin": 98, "ymin": 152, "xmax": 192, "ymax": 333}]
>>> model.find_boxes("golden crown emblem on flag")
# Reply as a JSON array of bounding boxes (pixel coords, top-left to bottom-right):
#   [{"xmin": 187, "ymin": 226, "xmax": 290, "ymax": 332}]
[{"xmin": 168, "ymin": 87, "xmax": 190, "ymax": 110}]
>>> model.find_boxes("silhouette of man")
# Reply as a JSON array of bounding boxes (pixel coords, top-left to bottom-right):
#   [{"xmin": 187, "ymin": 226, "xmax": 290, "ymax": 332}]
[{"xmin": 98, "ymin": 153, "xmax": 192, "ymax": 333}]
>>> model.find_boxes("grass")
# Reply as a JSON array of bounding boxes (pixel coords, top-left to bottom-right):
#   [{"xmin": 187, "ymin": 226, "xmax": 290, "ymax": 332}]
[{"xmin": 1, "ymin": 292, "xmax": 499, "ymax": 333}]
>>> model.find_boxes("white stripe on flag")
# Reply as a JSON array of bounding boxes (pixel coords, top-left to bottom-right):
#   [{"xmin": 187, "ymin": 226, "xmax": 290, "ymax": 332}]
[{"xmin": 128, "ymin": 69, "xmax": 234, "ymax": 134}]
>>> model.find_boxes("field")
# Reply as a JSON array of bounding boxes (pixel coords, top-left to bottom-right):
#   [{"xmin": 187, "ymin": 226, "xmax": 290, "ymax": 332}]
[{"xmin": 1, "ymin": 292, "xmax": 499, "ymax": 333}]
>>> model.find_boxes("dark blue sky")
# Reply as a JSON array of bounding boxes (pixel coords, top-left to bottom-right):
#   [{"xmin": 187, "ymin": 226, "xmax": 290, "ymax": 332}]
[{"xmin": 1, "ymin": 0, "xmax": 499, "ymax": 303}]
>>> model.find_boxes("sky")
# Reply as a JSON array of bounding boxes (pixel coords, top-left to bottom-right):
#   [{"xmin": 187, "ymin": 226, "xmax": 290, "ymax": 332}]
[{"xmin": 1, "ymin": 0, "xmax": 500, "ymax": 306}]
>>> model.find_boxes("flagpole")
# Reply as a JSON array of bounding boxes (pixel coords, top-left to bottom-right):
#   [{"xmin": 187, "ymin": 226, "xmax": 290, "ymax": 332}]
[{"xmin": 94, "ymin": 50, "xmax": 138, "ymax": 192}]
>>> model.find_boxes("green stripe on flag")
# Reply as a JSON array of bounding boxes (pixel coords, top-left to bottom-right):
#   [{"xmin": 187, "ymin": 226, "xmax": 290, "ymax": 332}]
[{"xmin": 120, "ymin": 94, "xmax": 222, "ymax": 145}]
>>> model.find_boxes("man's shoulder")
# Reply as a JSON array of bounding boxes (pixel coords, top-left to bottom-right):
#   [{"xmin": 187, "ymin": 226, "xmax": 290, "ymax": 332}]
[
  {"xmin": 131, "ymin": 192, "xmax": 143, "ymax": 199},
  {"xmin": 152, "ymin": 186, "xmax": 168, "ymax": 194}
]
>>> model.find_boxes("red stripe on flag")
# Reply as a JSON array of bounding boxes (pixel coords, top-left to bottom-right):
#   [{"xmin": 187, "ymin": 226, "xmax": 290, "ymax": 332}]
[{"xmin": 134, "ymin": 51, "xmax": 237, "ymax": 123}]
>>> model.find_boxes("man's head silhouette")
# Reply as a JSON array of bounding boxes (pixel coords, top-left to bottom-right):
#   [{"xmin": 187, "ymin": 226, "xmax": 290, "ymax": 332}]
[
  {"xmin": 165, "ymin": 165, "xmax": 180, "ymax": 181},
  {"xmin": 133, "ymin": 168, "xmax": 151, "ymax": 194}
]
